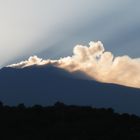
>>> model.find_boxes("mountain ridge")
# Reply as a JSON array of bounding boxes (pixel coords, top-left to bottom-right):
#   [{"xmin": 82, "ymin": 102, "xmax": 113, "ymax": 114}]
[{"xmin": 0, "ymin": 65, "xmax": 140, "ymax": 115}]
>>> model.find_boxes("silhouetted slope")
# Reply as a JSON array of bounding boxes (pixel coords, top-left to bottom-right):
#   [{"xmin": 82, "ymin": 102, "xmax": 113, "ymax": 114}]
[
  {"xmin": 0, "ymin": 104, "xmax": 140, "ymax": 140},
  {"xmin": 0, "ymin": 65, "xmax": 140, "ymax": 115}
]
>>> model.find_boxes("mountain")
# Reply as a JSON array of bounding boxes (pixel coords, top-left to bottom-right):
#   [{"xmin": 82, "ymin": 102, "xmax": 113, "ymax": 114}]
[{"xmin": 0, "ymin": 65, "xmax": 140, "ymax": 115}]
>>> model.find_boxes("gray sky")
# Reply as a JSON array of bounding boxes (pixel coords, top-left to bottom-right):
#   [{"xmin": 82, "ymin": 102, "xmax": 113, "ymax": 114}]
[{"xmin": 0, "ymin": 0, "xmax": 140, "ymax": 67}]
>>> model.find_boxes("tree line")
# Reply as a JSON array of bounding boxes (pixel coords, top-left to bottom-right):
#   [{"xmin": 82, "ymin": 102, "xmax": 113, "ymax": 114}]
[{"xmin": 0, "ymin": 101, "xmax": 140, "ymax": 140}]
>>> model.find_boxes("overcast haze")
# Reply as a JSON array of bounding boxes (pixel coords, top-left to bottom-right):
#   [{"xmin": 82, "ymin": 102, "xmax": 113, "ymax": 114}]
[{"xmin": 0, "ymin": 0, "xmax": 140, "ymax": 67}]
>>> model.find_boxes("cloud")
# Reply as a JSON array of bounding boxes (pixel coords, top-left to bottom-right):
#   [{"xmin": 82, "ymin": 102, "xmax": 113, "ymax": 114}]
[{"xmin": 7, "ymin": 41, "xmax": 140, "ymax": 88}]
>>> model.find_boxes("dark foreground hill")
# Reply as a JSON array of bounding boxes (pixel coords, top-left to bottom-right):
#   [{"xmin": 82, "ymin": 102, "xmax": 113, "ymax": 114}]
[
  {"xmin": 0, "ymin": 103, "xmax": 140, "ymax": 140},
  {"xmin": 0, "ymin": 65, "xmax": 140, "ymax": 115}
]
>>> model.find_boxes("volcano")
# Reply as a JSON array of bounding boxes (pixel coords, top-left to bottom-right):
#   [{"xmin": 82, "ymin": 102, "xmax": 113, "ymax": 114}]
[{"xmin": 0, "ymin": 65, "xmax": 140, "ymax": 115}]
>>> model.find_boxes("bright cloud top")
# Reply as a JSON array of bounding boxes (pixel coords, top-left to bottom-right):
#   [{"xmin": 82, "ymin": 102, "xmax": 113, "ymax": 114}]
[{"xmin": 8, "ymin": 41, "xmax": 140, "ymax": 88}]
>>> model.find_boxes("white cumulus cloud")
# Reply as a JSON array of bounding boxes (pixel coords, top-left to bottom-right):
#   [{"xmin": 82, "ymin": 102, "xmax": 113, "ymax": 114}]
[{"xmin": 7, "ymin": 41, "xmax": 140, "ymax": 88}]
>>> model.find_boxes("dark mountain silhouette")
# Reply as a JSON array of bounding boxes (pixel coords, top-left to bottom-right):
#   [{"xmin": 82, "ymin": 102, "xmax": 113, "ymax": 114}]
[{"xmin": 0, "ymin": 65, "xmax": 140, "ymax": 115}]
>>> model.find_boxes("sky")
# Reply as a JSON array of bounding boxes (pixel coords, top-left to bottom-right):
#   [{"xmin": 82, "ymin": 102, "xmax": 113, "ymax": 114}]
[{"xmin": 0, "ymin": 0, "xmax": 140, "ymax": 67}]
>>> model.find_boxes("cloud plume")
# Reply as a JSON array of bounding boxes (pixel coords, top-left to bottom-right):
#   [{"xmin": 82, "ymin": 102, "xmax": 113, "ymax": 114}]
[{"xmin": 8, "ymin": 41, "xmax": 140, "ymax": 88}]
